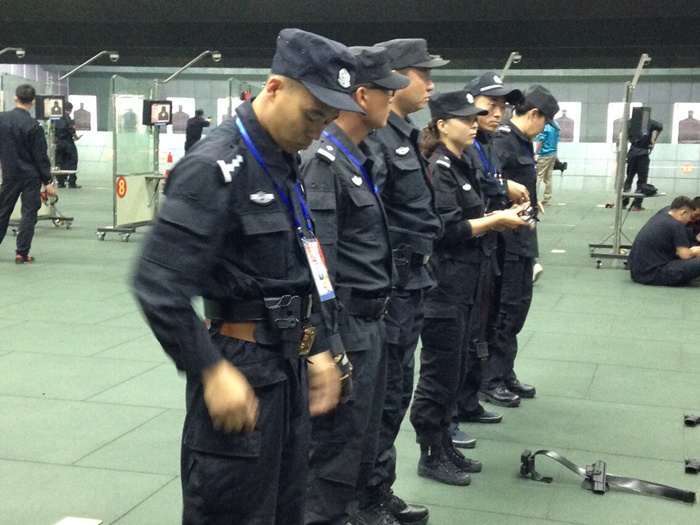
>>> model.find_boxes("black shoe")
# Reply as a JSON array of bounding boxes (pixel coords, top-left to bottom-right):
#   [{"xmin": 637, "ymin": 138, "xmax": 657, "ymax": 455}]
[
  {"xmin": 442, "ymin": 432, "xmax": 482, "ymax": 473},
  {"xmin": 450, "ymin": 423, "xmax": 476, "ymax": 449},
  {"xmin": 506, "ymin": 379, "xmax": 536, "ymax": 398},
  {"xmin": 67, "ymin": 183, "xmax": 82, "ymax": 189},
  {"xmin": 417, "ymin": 445, "xmax": 471, "ymax": 486},
  {"xmin": 479, "ymin": 386, "xmax": 521, "ymax": 407},
  {"xmin": 383, "ymin": 489, "xmax": 429, "ymax": 525},
  {"xmin": 354, "ymin": 500, "xmax": 400, "ymax": 525},
  {"xmin": 460, "ymin": 409, "xmax": 503, "ymax": 423}
]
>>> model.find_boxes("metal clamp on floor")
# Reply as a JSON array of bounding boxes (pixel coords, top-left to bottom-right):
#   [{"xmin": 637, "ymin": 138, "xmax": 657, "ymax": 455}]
[
  {"xmin": 684, "ymin": 415, "xmax": 700, "ymax": 427},
  {"xmin": 520, "ymin": 449, "xmax": 696, "ymax": 504}
]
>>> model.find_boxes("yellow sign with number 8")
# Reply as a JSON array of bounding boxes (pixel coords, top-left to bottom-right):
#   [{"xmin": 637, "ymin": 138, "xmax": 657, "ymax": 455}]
[{"xmin": 116, "ymin": 176, "xmax": 127, "ymax": 198}]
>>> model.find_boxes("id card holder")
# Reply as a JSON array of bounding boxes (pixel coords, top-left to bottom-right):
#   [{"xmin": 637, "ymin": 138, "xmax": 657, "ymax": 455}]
[{"xmin": 302, "ymin": 238, "xmax": 335, "ymax": 301}]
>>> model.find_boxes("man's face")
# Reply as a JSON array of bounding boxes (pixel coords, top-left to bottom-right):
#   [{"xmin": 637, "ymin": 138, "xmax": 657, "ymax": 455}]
[
  {"xmin": 528, "ymin": 110, "xmax": 547, "ymax": 139},
  {"xmin": 270, "ymin": 79, "xmax": 339, "ymax": 153},
  {"xmin": 358, "ymin": 86, "xmax": 395, "ymax": 130},
  {"xmin": 474, "ymin": 95, "xmax": 506, "ymax": 133},
  {"xmin": 689, "ymin": 208, "xmax": 700, "ymax": 222},
  {"xmin": 393, "ymin": 67, "xmax": 434, "ymax": 115}
]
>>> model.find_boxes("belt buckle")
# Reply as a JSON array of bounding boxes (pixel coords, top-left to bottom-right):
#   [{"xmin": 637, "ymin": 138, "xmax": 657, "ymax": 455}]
[{"xmin": 300, "ymin": 325, "xmax": 316, "ymax": 356}]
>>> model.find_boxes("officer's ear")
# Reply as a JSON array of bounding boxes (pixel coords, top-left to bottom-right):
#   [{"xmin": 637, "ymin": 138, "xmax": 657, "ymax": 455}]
[
  {"xmin": 352, "ymin": 86, "xmax": 371, "ymax": 112},
  {"xmin": 264, "ymin": 76, "xmax": 285, "ymax": 100}
]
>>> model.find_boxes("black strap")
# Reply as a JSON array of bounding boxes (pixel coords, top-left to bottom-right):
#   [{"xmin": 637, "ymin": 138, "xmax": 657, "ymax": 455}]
[
  {"xmin": 336, "ymin": 288, "xmax": 390, "ymax": 319},
  {"xmin": 521, "ymin": 449, "xmax": 696, "ymax": 504}
]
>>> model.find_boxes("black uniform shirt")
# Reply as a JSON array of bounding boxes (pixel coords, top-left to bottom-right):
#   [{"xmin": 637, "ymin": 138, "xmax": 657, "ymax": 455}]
[
  {"xmin": 300, "ymin": 122, "xmax": 393, "ymax": 296},
  {"xmin": 133, "ymin": 101, "xmax": 343, "ymax": 377},
  {"xmin": 365, "ymin": 111, "xmax": 443, "ymax": 290},
  {"xmin": 0, "ymin": 107, "xmax": 52, "ymax": 184},
  {"xmin": 54, "ymin": 112, "xmax": 75, "ymax": 144},
  {"xmin": 628, "ymin": 119, "xmax": 664, "ymax": 159},
  {"xmin": 464, "ymin": 129, "xmax": 509, "ymax": 213},
  {"xmin": 628, "ymin": 212, "xmax": 690, "ymax": 275},
  {"xmin": 492, "ymin": 120, "xmax": 538, "ymax": 258},
  {"xmin": 185, "ymin": 116, "xmax": 211, "ymax": 143},
  {"xmin": 430, "ymin": 144, "xmax": 486, "ymax": 262}
]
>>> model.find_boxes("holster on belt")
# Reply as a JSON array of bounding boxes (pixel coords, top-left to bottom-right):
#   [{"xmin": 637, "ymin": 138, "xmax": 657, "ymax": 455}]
[{"xmin": 258, "ymin": 295, "xmax": 303, "ymax": 360}]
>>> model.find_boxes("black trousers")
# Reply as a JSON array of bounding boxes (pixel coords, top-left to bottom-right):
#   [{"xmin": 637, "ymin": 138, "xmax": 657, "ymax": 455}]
[
  {"xmin": 306, "ymin": 317, "xmax": 388, "ymax": 525},
  {"xmin": 481, "ymin": 255, "xmax": 534, "ymax": 391},
  {"xmin": 624, "ymin": 155, "xmax": 650, "ymax": 207},
  {"xmin": 632, "ymin": 259, "xmax": 700, "ymax": 286},
  {"xmin": 412, "ymin": 300, "xmax": 476, "ymax": 446},
  {"xmin": 0, "ymin": 176, "xmax": 42, "ymax": 257},
  {"xmin": 181, "ymin": 333, "xmax": 309, "ymax": 525},
  {"xmin": 368, "ymin": 288, "xmax": 424, "ymax": 493},
  {"xmin": 55, "ymin": 141, "xmax": 78, "ymax": 185}
]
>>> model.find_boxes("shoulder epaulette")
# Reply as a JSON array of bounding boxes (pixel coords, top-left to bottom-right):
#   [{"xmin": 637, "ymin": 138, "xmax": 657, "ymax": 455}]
[
  {"xmin": 435, "ymin": 156, "xmax": 451, "ymax": 168},
  {"xmin": 315, "ymin": 145, "xmax": 336, "ymax": 164}
]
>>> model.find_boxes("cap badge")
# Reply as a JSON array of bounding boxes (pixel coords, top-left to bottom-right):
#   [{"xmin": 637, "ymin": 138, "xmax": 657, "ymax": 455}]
[
  {"xmin": 250, "ymin": 191, "xmax": 275, "ymax": 205},
  {"xmin": 351, "ymin": 176, "xmax": 363, "ymax": 186},
  {"xmin": 462, "ymin": 183, "xmax": 472, "ymax": 191},
  {"xmin": 395, "ymin": 146, "xmax": 410, "ymax": 156},
  {"xmin": 494, "ymin": 75, "xmax": 502, "ymax": 84},
  {"xmin": 466, "ymin": 93, "xmax": 474, "ymax": 104},
  {"xmin": 338, "ymin": 68, "xmax": 351, "ymax": 89}
]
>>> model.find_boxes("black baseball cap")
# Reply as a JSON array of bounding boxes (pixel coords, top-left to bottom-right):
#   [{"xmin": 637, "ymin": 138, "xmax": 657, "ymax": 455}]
[
  {"xmin": 465, "ymin": 72, "xmax": 522, "ymax": 104},
  {"xmin": 373, "ymin": 38, "xmax": 449, "ymax": 70},
  {"xmin": 271, "ymin": 28, "xmax": 363, "ymax": 114},
  {"xmin": 522, "ymin": 84, "xmax": 560, "ymax": 126},
  {"xmin": 349, "ymin": 46, "xmax": 411, "ymax": 91},
  {"xmin": 428, "ymin": 90, "xmax": 488, "ymax": 121}
]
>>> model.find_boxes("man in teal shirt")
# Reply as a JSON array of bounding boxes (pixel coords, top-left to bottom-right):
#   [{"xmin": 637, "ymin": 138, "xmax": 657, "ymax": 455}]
[{"xmin": 535, "ymin": 122, "xmax": 560, "ymax": 205}]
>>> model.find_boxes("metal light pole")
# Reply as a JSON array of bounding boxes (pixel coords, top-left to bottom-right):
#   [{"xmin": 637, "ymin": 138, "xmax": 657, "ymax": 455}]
[
  {"xmin": 0, "ymin": 47, "xmax": 26, "ymax": 59},
  {"xmin": 59, "ymin": 50, "xmax": 119, "ymax": 80}
]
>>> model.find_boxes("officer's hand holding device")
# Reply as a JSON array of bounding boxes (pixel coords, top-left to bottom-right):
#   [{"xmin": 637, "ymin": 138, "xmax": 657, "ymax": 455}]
[
  {"xmin": 507, "ymin": 179, "xmax": 530, "ymax": 204},
  {"xmin": 44, "ymin": 183, "xmax": 57, "ymax": 197},
  {"xmin": 202, "ymin": 360, "xmax": 259, "ymax": 433},
  {"xmin": 307, "ymin": 350, "xmax": 342, "ymax": 416}
]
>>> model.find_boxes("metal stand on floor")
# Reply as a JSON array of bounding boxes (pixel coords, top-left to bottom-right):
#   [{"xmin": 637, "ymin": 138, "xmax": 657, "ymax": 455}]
[
  {"xmin": 10, "ymin": 169, "xmax": 75, "ymax": 234},
  {"xmin": 589, "ymin": 53, "xmax": 651, "ymax": 269}
]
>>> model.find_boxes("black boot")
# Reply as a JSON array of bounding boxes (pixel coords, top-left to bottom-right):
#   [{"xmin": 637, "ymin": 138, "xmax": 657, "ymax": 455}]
[
  {"xmin": 505, "ymin": 378, "xmax": 536, "ymax": 398},
  {"xmin": 353, "ymin": 499, "xmax": 400, "ymax": 525},
  {"xmin": 417, "ymin": 444, "xmax": 471, "ymax": 486},
  {"xmin": 442, "ymin": 431, "xmax": 482, "ymax": 473},
  {"xmin": 381, "ymin": 487, "xmax": 429, "ymax": 525}
]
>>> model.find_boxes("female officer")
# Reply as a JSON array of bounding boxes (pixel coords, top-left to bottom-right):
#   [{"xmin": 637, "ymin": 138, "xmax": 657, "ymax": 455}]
[{"xmin": 409, "ymin": 90, "xmax": 527, "ymax": 486}]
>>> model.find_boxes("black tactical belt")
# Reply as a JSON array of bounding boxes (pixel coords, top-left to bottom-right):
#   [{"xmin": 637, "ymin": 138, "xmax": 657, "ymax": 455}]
[
  {"xmin": 520, "ymin": 449, "xmax": 696, "ymax": 504},
  {"xmin": 337, "ymin": 288, "xmax": 390, "ymax": 319},
  {"xmin": 204, "ymin": 295, "xmax": 312, "ymax": 323}
]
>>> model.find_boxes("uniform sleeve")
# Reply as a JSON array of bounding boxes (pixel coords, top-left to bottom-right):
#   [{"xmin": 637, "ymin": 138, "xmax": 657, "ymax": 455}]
[
  {"xmin": 29, "ymin": 124, "xmax": 52, "ymax": 185},
  {"xmin": 651, "ymin": 119, "xmax": 664, "ymax": 133},
  {"xmin": 672, "ymin": 220, "xmax": 691, "ymax": 250},
  {"xmin": 132, "ymin": 156, "xmax": 231, "ymax": 376},
  {"xmin": 432, "ymin": 165, "xmax": 472, "ymax": 246}
]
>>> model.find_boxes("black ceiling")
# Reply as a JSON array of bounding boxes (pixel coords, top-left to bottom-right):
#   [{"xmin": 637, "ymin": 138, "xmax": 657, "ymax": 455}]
[{"xmin": 2, "ymin": 0, "xmax": 700, "ymax": 70}]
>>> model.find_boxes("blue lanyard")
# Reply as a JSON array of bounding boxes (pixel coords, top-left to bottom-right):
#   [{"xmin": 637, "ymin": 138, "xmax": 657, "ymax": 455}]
[
  {"xmin": 322, "ymin": 131, "xmax": 377, "ymax": 194},
  {"xmin": 235, "ymin": 116, "xmax": 314, "ymax": 238},
  {"xmin": 473, "ymin": 140, "xmax": 491, "ymax": 176}
]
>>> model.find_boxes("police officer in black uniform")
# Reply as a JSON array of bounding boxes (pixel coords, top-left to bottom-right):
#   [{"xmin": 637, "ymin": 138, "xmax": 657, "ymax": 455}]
[
  {"xmin": 410, "ymin": 90, "xmax": 527, "ymax": 485},
  {"xmin": 0, "ymin": 84, "xmax": 56, "ymax": 264},
  {"xmin": 301, "ymin": 45, "xmax": 410, "ymax": 525},
  {"xmin": 184, "ymin": 109, "xmax": 211, "ymax": 152},
  {"xmin": 54, "ymin": 102, "xmax": 81, "ymax": 188},
  {"xmin": 452, "ymin": 73, "xmax": 528, "ymax": 424},
  {"xmin": 363, "ymin": 38, "xmax": 446, "ymax": 525},
  {"xmin": 486, "ymin": 85, "xmax": 559, "ymax": 407},
  {"xmin": 623, "ymin": 118, "xmax": 664, "ymax": 210},
  {"xmin": 132, "ymin": 28, "xmax": 362, "ymax": 525}
]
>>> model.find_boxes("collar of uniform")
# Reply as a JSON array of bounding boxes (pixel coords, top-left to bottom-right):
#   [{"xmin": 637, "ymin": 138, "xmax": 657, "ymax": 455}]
[
  {"xmin": 324, "ymin": 121, "xmax": 368, "ymax": 166},
  {"xmin": 501, "ymin": 118, "xmax": 530, "ymax": 145},
  {"xmin": 387, "ymin": 110, "xmax": 418, "ymax": 140},
  {"xmin": 476, "ymin": 128, "xmax": 492, "ymax": 145},
  {"xmin": 235, "ymin": 101, "xmax": 297, "ymax": 172},
  {"xmin": 434, "ymin": 143, "xmax": 470, "ymax": 171}
]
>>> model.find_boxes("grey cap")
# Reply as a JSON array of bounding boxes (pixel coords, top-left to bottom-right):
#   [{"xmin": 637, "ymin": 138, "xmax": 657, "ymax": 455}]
[{"xmin": 373, "ymin": 38, "xmax": 449, "ymax": 70}]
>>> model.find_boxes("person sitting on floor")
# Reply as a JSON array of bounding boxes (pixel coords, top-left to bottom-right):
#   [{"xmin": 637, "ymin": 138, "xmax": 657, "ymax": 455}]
[{"xmin": 628, "ymin": 196, "xmax": 700, "ymax": 286}]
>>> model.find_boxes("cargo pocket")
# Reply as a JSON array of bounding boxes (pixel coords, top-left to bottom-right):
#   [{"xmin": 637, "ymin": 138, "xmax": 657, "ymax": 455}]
[
  {"xmin": 390, "ymin": 156, "xmax": 424, "ymax": 202},
  {"xmin": 239, "ymin": 211, "xmax": 291, "ymax": 279}
]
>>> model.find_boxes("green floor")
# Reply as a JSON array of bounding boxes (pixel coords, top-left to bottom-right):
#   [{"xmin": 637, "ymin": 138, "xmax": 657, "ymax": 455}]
[{"xmin": 1, "ymin": 182, "xmax": 699, "ymax": 524}]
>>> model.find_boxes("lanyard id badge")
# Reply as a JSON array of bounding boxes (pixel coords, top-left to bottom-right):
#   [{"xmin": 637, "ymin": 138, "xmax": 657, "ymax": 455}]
[{"xmin": 302, "ymin": 238, "xmax": 335, "ymax": 301}]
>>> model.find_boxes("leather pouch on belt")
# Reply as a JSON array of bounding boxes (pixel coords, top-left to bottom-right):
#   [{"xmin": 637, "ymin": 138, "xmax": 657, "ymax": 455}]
[{"xmin": 261, "ymin": 295, "xmax": 302, "ymax": 359}]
